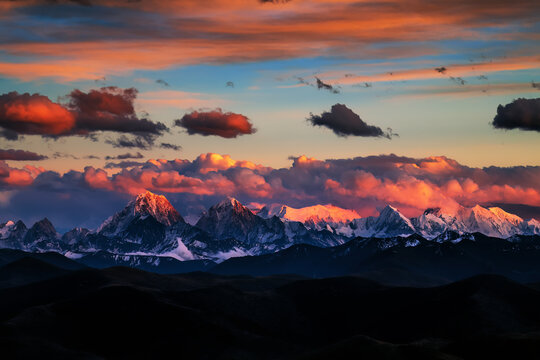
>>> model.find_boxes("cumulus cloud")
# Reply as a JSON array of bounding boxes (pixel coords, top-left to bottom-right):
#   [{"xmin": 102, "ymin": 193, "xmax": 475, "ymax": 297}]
[
  {"xmin": 492, "ymin": 98, "xmax": 540, "ymax": 132},
  {"xmin": 0, "ymin": 149, "xmax": 48, "ymax": 161},
  {"xmin": 307, "ymin": 103, "xmax": 394, "ymax": 138},
  {"xmin": 0, "ymin": 161, "xmax": 45, "ymax": 187},
  {"xmin": 2, "ymin": 153, "xmax": 540, "ymax": 227},
  {"xmin": 175, "ymin": 109, "xmax": 256, "ymax": 138}
]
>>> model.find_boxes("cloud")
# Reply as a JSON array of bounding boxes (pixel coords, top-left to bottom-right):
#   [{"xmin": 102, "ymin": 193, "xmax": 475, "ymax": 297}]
[
  {"xmin": 0, "ymin": 149, "xmax": 48, "ymax": 161},
  {"xmin": 2, "ymin": 153, "xmax": 540, "ymax": 228},
  {"xmin": 105, "ymin": 135, "xmax": 153, "ymax": 149},
  {"xmin": 52, "ymin": 152, "xmax": 78, "ymax": 159},
  {"xmin": 105, "ymin": 152, "xmax": 144, "ymax": 160},
  {"xmin": 0, "ymin": 161, "xmax": 45, "ymax": 187},
  {"xmin": 435, "ymin": 67, "xmax": 447, "ymax": 74},
  {"xmin": 449, "ymin": 76, "xmax": 466, "ymax": 85},
  {"xmin": 175, "ymin": 109, "xmax": 256, "ymax": 138},
  {"xmin": 0, "ymin": 1, "xmax": 538, "ymax": 82},
  {"xmin": 0, "ymin": 92, "xmax": 75, "ymax": 139},
  {"xmin": 307, "ymin": 104, "xmax": 394, "ymax": 138},
  {"xmin": 104, "ymin": 161, "xmax": 146, "ymax": 169},
  {"xmin": 160, "ymin": 143, "xmax": 182, "ymax": 151},
  {"xmin": 155, "ymin": 79, "xmax": 169, "ymax": 87},
  {"xmin": 0, "ymin": 88, "xmax": 168, "ymax": 145},
  {"xmin": 492, "ymin": 98, "xmax": 540, "ymax": 132},
  {"xmin": 315, "ymin": 77, "xmax": 340, "ymax": 94},
  {"xmin": 67, "ymin": 87, "xmax": 168, "ymax": 138}
]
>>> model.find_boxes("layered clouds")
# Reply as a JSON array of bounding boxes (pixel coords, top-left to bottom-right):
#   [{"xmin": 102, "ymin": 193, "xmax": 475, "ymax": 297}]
[{"xmin": 1, "ymin": 153, "xmax": 539, "ymax": 229}]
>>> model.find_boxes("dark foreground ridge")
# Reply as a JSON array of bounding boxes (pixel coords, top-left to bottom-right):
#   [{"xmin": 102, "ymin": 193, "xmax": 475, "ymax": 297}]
[{"xmin": 2, "ymin": 259, "xmax": 540, "ymax": 359}]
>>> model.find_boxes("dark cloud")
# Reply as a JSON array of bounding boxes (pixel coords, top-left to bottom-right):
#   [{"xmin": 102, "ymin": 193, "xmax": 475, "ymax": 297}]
[
  {"xmin": 315, "ymin": 77, "xmax": 340, "ymax": 94},
  {"xmin": 84, "ymin": 155, "xmax": 101, "ymax": 159},
  {"xmin": 105, "ymin": 152, "xmax": 144, "ymax": 160},
  {"xmin": 532, "ymin": 82, "xmax": 540, "ymax": 90},
  {"xmin": 449, "ymin": 76, "xmax": 466, "ymax": 85},
  {"xmin": 307, "ymin": 103, "xmax": 394, "ymax": 138},
  {"xmin": 67, "ymin": 87, "xmax": 168, "ymax": 139},
  {"xmin": 353, "ymin": 82, "xmax": 372, "ymax": 88},
  {"xmin": 296, "ymin": 76, "xmax": 312, "ymax": 86},
  {"xmin": 160, "ymin": 143, "xmax": 182, "ymax": 151},
  {"xmin": 0, "ymin": 149, "xmax": 48, "ymax": 161},
  {"xmin": 477, "ymin": 75, "xmax": 488, "ymax": 80},
  {"xmin": 156, "ymin": 79, "xmax": 169, "ymax": 87},
  {"xmin": 492, "ymin": 98, "xmax": 540, "ymax": 132},
  {"xmin": 226, "ymin": 81, "xmax": 234, "ymax": 88},
  {"xmin": 0, "ymin": 129, "xmax": 20, "ymax": 141},
  {"xmin": 104, "ymin": 161, "xmax": 146, "ymax": 169},
  {"xmin": 105, "ymin": 135, "xmax": 153, "ymax": 149},
  {"xmin": 175, "ymin": 109, "xmax": 256, "ymax": 138},
  {"xmin": 52, "ymin": 152, "xmax": 79, "ymax": 159},
  {"xmin": 435, "ymin": 67, "xmax": 447, "ymax": 74}
]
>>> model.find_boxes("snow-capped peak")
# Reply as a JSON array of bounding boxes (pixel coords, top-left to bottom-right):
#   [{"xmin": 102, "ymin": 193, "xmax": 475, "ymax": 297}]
[
  {"xmin": 487, "ymin": 207, "xmax": 524, "ymax": 225},
  {"xmin": 261, "ymin": 203, "xmax": 359, "ymax": 223},
  {"xmin": 215, "ymin": 196, "xmax": 244, "ymax": 211},
  {"xmin": 98, "ymin": 191, "xmax": 183, "ymax": 235},
  {"xmin": 378, "ymin": 205, "xmax": 413, "ymax": 226},
  {"xmin": 257, "ymin": 203, "xmax": 360, "ymax": 232},
  {"xmin": 132, "ymin": 191, "xmax": 183, "ymax": 226}
]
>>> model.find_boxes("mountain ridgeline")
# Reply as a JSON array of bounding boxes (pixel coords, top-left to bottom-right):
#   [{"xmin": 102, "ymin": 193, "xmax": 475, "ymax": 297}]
[{"xmin": 0, "ymin": 191, "xmax": 539, "ymax": 283}]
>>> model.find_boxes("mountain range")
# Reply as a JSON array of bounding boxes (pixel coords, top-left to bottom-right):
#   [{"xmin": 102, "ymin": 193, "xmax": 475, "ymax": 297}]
[{"xmin": 0, "ymin": 191, "xmax": 539, "ymax": 274}]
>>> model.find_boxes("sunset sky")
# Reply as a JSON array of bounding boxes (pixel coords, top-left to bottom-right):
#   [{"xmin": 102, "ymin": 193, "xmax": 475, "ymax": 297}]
[{"xmin": 0, "ymin": 0, "xmax": 539, "ymax": 231}]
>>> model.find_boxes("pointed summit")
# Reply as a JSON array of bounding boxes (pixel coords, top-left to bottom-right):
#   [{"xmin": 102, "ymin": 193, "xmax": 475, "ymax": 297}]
[
  {"xmin": 98, "ymin": 191, "xmax": 183, "ymax": 236},
  {"xmin": 29, "ymin": 218, "xmax": 57, "ymax": 238},
  {"xmin": 214, "ymin": 197, "xmax": 245, "ymax": 213},
  {"xmin": 132, "ymin": 191, "xmax": 183, "ymax": 226},
  {"xmin": 373, "ymin": 205, "xmax": 415, "ymax": 236},
  {"xmin": 196, "ymin": 197, "xmax": 284, "ymax": 246}
]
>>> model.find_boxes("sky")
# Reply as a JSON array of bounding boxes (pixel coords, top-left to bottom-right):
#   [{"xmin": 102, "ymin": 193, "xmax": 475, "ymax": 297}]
[{"xmin": 0, "ymin": 0, "xmax": 539, "ymax": 231}]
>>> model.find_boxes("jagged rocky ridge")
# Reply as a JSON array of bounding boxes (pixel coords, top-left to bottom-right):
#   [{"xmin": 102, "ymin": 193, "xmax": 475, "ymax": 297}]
[{"xmin": 0, "ymin": 191, "xmax": 539, "ymax": 272}]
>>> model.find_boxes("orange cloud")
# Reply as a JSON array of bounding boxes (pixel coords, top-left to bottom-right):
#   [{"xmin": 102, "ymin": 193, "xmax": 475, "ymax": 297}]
[
  {"xmin": 0, "ymin": 161, "xmax": 45, "ymax": 186},
  {"xmin": 0, "ymin": 92, "xmax": 75, "ymax": 136}
]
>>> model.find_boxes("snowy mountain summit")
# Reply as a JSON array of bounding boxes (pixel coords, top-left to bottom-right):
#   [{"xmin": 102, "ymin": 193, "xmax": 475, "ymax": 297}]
[{"xmin": 98, "ymin": 191, "xmax": 183, "ymax": 236}]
